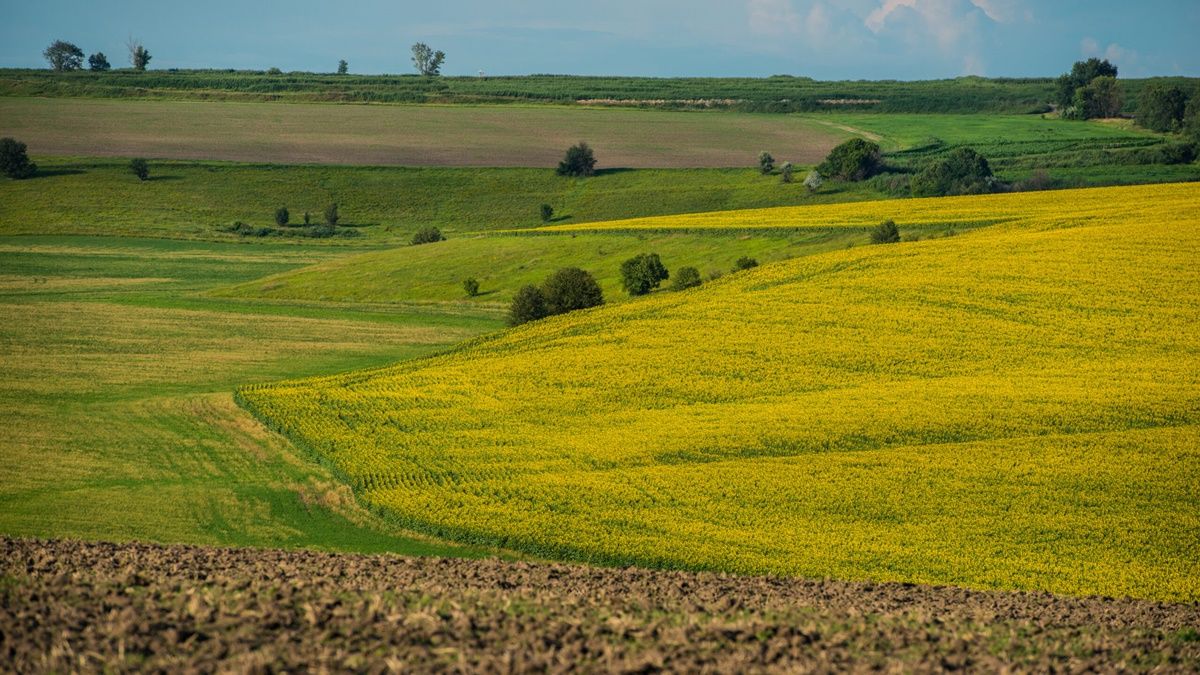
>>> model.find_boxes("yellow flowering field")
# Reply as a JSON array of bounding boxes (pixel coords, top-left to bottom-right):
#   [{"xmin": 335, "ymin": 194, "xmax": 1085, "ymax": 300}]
[
  {"xmin": 240, "ymin": 183, "xmax": 1200, "ymax": 601},
  {"xmin": 532, "ymin": 181, "xmax": 1200, "ymax": 234}
]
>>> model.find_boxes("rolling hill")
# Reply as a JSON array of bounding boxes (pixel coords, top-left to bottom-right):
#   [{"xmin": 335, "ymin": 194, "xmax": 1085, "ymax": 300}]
[{"xmin": 237, "ymin": 182, "xmax": 1200, "ymax": 601}]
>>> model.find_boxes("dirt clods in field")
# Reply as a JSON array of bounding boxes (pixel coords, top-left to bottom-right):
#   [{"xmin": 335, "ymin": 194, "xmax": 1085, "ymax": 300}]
[{"xmin": 2, "ymin": 537, "xmax": 1197, "ymax": 672}]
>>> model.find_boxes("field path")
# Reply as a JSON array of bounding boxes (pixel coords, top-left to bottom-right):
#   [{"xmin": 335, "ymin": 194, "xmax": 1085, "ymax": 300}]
[{"xmin": 0, "ymin": 97, "xmax": 847, "ymax": 168}]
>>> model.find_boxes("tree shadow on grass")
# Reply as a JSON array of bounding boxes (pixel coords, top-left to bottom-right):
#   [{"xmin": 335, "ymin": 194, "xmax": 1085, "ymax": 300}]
[
  {"xmin": 26, "ymin": 169, "xmax": 87, "ymax": 180},
  {"xmin": 147, "ymin": 175, "xmax": 184, "ymax": 182},
  {"xmin": 593, "ymin": 167, "xmax": 636, "ymax": 177}
]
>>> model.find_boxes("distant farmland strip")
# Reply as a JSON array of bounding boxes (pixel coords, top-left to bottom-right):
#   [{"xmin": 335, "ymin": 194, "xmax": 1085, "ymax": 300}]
[{"xmin": 0, "ymin": 97, "xmax": 847, "ymax": 168}]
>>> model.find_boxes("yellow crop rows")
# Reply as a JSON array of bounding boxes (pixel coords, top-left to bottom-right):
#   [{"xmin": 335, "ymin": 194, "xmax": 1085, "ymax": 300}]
[
  {"xmin": 240, "ymin": 183, "xmax": 1200, "ymax": 601},
  {"xmin": 532, "ymin": 181, "xmax": 1199, "ymax": 233}
]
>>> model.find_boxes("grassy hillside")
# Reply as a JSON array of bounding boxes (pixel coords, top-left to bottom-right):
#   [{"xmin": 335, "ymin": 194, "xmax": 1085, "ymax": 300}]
[
  {"xmin": 0, "ymin": 234, "xmax": 502, "ymax": 554},
  {"xmin": 0, "ymin": 98, "xmax": 847, "ymax": 168},
  {"xmin": 215, "ymin": 230, "xmax": 874, "ymax": 306},
  {"xmin": 0, "ymin": 159, "xmax": 891, "ymax": 242},
  {"xmin": 238, "ymin": 183, "xmax": 1200, "ymax": 601}
]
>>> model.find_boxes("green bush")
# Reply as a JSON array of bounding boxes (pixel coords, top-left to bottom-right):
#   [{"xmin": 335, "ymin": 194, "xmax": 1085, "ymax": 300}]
[
  {"xmin": 129, "ymin": 158, "xmax": 150, "ymax": 181},
  {"xmin": 620, "ymin": 253, "xmax": 669, "ymax": 296},
  {"xmin": 274, "ymin": 206, "xmax": 290, "ymax": 227},
  {"xmin": 323, "ymin": 203, "xmax": 339, "ymax": 226},
  {"xmin": 508, "ymin": 285, "xmax": 549, "ymax": 326},
  {"xmin": 543, "ymin": 267, "xmax": 604, "ymax": 314},
  {"xmin": 1073, "ymin": 76, "xmax": 1123, "ymax": 120},
  {"xmin": 557, "ymin": 142, "xmax": 597, "ymax": 177},
  {"xmin": 540, "ymin": 203, "xmax": 554, "ymax": 222},
  {"xmin": 411, "ymin": 226, "xmax": 444, "ymax": 245},
  {"xmin": 779, "ymin": 162, "xmax": 794, "ymax": 183},
  {"xmin": 870, "ymin": 219, "xmax": 901, "ymax": 244},
  {"xmin": 818, "ymin": 138, "xmax": 882, "ymax": 181},
  {"xmin": 733, "ymin": 257, "xmax": 759, "ymax": 272},
  {"xmin": 1137, "ymin": 84, "xmax": 1189, "ymax": 132},
  {"xmin": 463, "ymin": 277, "xmax": 480, "ymax": 297},
  {"xmin": 672, "ymin": 266, "xmax": 702, "ymax": 291},
  {"xmin": 910, "ymin": 148, "xmax": 994, "ymax": 197},
  {"xmin": 0, "ymin": 138, "xmax": 37, "ymax": 179},
  {"xmin": 758, "ymin": 151, "xmax": 775, "ymax": 175}
]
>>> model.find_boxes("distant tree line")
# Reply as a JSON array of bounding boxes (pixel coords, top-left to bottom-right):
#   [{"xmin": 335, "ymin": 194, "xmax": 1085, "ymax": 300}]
[{"xmin": 42, "ymin": 38, "xmax": 150, "ymax": 72}]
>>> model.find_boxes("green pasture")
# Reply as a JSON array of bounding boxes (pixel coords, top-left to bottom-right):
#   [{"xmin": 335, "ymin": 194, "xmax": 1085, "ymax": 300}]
[{"xmin": 0, "ymin": 235, "xmax": 502, "ymax": 554}]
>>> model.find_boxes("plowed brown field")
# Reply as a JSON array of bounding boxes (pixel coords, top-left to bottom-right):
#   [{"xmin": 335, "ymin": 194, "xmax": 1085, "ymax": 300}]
[{"xmin": 3, "ymin": 538, "xmax": 1198, "ymax": 672}]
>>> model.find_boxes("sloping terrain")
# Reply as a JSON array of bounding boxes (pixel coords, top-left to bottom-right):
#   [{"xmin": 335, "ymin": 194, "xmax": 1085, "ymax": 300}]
[
  {"xmin": 238, "ymin": 183, "xmax": 1200, "ymax": 601},
  {"xmin": 4, "ymin": 537, "xmax": 1198, "ymax": 673}
]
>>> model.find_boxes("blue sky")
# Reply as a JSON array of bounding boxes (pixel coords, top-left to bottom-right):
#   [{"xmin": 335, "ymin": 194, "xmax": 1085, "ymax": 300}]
[{"xmin": 2, "ymin": 0, "xmax": 1197, "ymax": 79}]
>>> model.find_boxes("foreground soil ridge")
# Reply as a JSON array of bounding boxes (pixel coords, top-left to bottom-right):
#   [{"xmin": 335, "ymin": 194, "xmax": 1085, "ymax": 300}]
[{"xmin": 3, "ymin": 537, "xmax": 1198, "ymax": 672}]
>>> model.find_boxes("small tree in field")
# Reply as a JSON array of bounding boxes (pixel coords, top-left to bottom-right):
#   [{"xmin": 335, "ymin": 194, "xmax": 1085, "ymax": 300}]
[
  {"xmin": 557, "ymin": 142, "xmax": 597, "ymax": 177},
  {"xmin": 337, "ymin": 59, "xmax": 349, "ymax": 75},
  {"xmin": 0, "ymin": 138, "xmax": 37, "ymax": 179},
  {"xmin": 619, "ymin": 253, "xmax": 669, "ymax": 296},
  {"xmin": 803, "ymin": 170, "xmax": 823, "ymax": 192},
  {"xmin": 758, "ymin": 151, "xmax": 775, "ymax": 175},
  {"xmin": 129, "ymin": 158, "xmax": 149, "ymax": 181},
  {"xmin": 779, "ymin": 162, "xmax": 794, "ymax": 183},
  {"xmin": 44, "ymin": 41, "xmax": 84, "ymax": 71},
  {"xmin": 127, "ymin": 37, "xmax": 152, "ymax": 70},
  {"xmin": 411, "ymin": 226, "xmax": 444, "ymax": 245},
  {"xmin": 463, "ymin": 277, "xmax": 480, "ymax": 297},
  {"xmin": 870, "ymin": 219, "xmax": 901, "ymax": 244},
  {"xmin": 509, "ymin": 285, "xmax": 549, "ymax": 326},
  {"xmin": 672, "ymin": 266, "xmax": 702, "ymax": 291},
  {"xmin": 323, "ymin": 203, "xmax": 340, "ymax": 226},
  {"xmin": 543, "ymin": 267, "xmax": 604, "ymax": 314},
  {"xmin": 411, "ymin": 43, "xmax": 445, "ymax": 76},
  {"xmin": 540, "ymin": 203, "xmax": 554, "ymax": 222},
  {"xmin": 274, "ymin": 206, "xmax": 290, "ymax": 226},
  {"xmin": 303, "ymin": 211, "xmax": 311, "ymax": 225},
  {"xmin": 88, "ymin": 52, "xmax": 111, "ymax": 71},
  {"xmin": 733, "ymin": 256, "xmax": 759, "ymax": 272}
]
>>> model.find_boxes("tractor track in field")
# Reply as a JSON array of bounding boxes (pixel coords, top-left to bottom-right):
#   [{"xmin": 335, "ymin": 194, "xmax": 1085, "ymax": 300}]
[{"xmin": 3, "ymin": 537, "xmax": 1198, "ymax": 672}]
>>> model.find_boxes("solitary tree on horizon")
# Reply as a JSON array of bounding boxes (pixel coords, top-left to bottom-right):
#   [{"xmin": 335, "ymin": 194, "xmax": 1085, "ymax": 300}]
[
  {"xmin": 411, "ymin": 43, "xmax": 444, "ymax": 76},
  {"xmin": 43, "ymin": 40, "xmax": 84, "ymax": 71}
]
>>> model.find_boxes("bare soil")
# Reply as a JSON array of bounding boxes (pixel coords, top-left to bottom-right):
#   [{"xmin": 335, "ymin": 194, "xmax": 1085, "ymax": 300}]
[{"xmin": 2, "ymin": 537, "xmax": 1197, "ymax": 673}]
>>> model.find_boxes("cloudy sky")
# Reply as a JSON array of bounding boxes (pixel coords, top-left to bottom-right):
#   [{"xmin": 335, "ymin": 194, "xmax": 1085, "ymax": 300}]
[{"xmin": 3, "ymin": 0, "xmax": 1197, "ymax": 79}]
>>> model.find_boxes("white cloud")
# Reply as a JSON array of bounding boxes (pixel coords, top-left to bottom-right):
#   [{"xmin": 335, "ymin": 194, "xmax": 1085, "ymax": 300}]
[
  {"xmin": 747, "ymin": 0, "xmax": 803, "ymax": 35},
  {"xmin": 1081, "ymin": 37, "xmax": 1139, "ymax": 70}
]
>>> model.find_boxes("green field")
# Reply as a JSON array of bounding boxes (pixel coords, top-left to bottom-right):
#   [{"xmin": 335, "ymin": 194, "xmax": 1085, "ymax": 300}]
[
  {"xmin": 5, "ymin": 69, "xmax": 1197, "ymax": 114},
  {"xmin": 0, "ymin": 158, "xmax": 897, "ymax": 242},
  {"xmin": 0, "ymin": 235, "xmax": 503, "ymax": 554}
]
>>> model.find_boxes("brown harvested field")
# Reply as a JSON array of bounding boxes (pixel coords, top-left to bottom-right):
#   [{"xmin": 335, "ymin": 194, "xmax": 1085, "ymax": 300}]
[
  {"xmin": 4, "ymin": 538, "xmax": 1199, "ymax": 673},
  {"xmin": 0, "ymin": 97, "xmax": 846, "ymax": 168}
]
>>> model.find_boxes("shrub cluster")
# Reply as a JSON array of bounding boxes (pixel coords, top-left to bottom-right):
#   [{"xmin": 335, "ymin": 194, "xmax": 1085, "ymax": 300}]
[
  {"xmin": 818, "ymin": 139, "xmax": 883, "ymax": 181},
  {"xmin": 411, "ymin": 226, "xmax": 444, "ymax": 245},
  {"xmin": 870, "ymin": 220, "xmax": 901, "ymax": 244},
  {"xmin": 0, "ymin": 137, "xmax": 37, "ymax": 179},
  {"xmin": 557, "ymin": 142, "xmax": 596, "ymax": 177},
  {"xmin": 509, "ymin": 268, "xmax": 603, "ymax": 326},
  {"xmin": 911, "ymin": 148, "xmax": 995, "ymax": 197}
]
